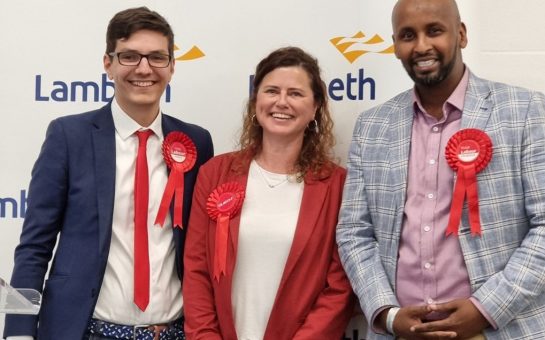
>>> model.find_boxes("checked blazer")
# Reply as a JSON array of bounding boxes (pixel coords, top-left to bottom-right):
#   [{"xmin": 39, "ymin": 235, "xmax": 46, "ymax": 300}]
[{"xmin": 336, "ymin": 72, "xmax": 545, "ymax": 339}]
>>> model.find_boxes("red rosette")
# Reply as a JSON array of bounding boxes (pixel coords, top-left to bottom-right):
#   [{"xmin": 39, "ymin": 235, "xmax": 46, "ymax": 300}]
[
  {"xmin": 162, "ymin": 132, "xmax": 197, "ymax": 172},
  {"xmin": 206, "ymin": 182, "xmax": 245, "ymax": 281},
  {"xmin": 444, "ymin": 129, "xmax": 492, "ymax": 236},
  {"xmin": 445, "ymin": 129, "xmax": 492, "ymax": 172},
  {"xmin": 154, "ymin": 132, "xmax": 197, "ymax": 229}
]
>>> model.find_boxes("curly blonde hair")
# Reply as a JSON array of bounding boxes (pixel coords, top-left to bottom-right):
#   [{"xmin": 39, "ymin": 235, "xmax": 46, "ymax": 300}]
[{"xmin": 236, "ymin": 46, "xmax": 336, "ymax": 179}]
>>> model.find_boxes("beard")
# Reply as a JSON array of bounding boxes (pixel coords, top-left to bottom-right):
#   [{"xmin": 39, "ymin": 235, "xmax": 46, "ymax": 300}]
[{"xmin": 405, "ymin": 51, "xmax": 458, "ymax": 87}]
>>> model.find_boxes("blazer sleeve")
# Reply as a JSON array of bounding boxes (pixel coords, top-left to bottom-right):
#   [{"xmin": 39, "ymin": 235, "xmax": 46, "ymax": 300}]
[
  {"xmin": 336, "ymin": 113, "xmax": 399, "ymax": 332},
  {"xmin": 4, "ymin": 119, "xmax": 69, "ymax": 337},
  {"xmin": 472, "ymin": 91, "xmax": 545, "ymax": 328},
  {"xmin": 183, "ymin": 165, "xmax": 223, "ymax": 340}
]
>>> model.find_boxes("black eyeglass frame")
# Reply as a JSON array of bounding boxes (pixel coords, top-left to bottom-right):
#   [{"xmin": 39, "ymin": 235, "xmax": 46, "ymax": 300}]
[{"xmin": 108, "ymin": 51, "xmax": 173, "ymax": 68}]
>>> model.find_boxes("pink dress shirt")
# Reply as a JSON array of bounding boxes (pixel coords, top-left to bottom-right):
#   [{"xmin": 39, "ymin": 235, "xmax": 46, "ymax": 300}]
[{"xmin": 395, "ymin": 69, "xmax": 495, "ymax": 327}]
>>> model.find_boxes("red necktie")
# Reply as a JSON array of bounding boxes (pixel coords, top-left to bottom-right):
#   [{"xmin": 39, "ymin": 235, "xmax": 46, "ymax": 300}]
[{"xmin": 134, "ymin": 129, "xmax": 153, "ymax": 311}]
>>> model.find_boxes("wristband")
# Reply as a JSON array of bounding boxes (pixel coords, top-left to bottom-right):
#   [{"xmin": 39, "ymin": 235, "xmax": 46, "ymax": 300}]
[{"xmin": 386, "ymin": 307, "xmax": 400, "ymax": 335}]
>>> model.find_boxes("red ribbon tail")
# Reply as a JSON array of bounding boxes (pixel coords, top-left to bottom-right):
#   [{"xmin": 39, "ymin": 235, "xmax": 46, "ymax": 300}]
[
  {"xmin": 446, "ymin": 167, "xmax": 466, "ymax": 237},
  {"xmin": 173, "ymin": 175, "xmax": 184, "ymax": 229},
  {"xmin": 154, "ymin": 170, "xmax": 181, "ymax": 227},
  {"xmin": 213, "ymin": 214, "xmax": 230, "ymax": 282},
  {"xmin": 465, "ymin": 165, "xmax": 482, "ymax": 236}
]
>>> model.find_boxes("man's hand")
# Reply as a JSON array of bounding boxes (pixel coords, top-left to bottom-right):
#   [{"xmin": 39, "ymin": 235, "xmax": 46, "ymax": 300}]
[
  {"xmin": 410, "ymin": 299, "xmax": 489, "ymax": 339},
  {"xmin": 377, "ymin": 305, "xmax": 457, "ymax": 339},
  {"xmin": 393, "ymin": 305, "xmax": 457, "ymax": 339}
]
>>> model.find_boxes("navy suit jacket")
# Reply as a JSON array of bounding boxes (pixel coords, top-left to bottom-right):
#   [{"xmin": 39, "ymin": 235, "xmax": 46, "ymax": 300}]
[{"xmin": 4, "ymin": 103, "xmax": 214, "ymax": 339}]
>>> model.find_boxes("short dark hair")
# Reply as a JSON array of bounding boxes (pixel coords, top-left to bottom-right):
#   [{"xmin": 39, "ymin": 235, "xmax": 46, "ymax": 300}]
[{"xmin": 106, "ymin": 7, "xmax": 174, "ymax": 56}]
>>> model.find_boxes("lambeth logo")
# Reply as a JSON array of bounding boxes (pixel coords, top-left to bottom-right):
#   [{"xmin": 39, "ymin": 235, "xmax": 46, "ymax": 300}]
[
  {"xmin": 326, "ymin": 30, "xmax": 394, "ymax": 101},
  {"xmin": 330, "ymin": 30, "xmax": 394, "ymax": 63},
  {"xmin": 35, "ymin": 41, "xmax": 206, "ymax": 103}
]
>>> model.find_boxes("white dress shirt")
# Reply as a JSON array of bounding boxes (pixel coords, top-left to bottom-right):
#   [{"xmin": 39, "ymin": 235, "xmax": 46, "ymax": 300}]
[{"xmin": 92, "ymin": 99, "xmax": 182, "ymax": 325}]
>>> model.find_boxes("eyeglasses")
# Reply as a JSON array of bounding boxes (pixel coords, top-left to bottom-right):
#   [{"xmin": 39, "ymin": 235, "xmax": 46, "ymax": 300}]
[{"xmin": 108, "ymin": 51, "xmax": 172, "ymax": 68}]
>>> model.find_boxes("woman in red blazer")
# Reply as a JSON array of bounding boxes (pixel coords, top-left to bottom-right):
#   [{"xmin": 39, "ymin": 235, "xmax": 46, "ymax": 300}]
[{"xmin": 183, "ymin": 46, "xmax": 354, "ymax": 340}]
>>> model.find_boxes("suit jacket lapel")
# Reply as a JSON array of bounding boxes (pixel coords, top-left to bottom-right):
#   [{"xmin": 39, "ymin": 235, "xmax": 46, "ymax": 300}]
[
  {"xmin": 227, "ymin": 172, "xmax": 248, "ymax": 273},
  {"xmin": 461, "ymin": 73, "xmax": 493, "ymax": 129},
  {"xmin": 160, "ymin": 115, "xmax": 187, "ymax": 278},
  {"xmin": 161, "ymin": 115, "xmax": 175, "ymax": 222},
  {"xmin": 161, "ymin": 115, "xmax": 191, "ymax": 223},
  {"xmin": 91, "ymin": 104, "xmax": 116, "ymax": 256},
  {"xmin": 389, "ymin": 94, "xmax": 414, "ymax": 235},
  {"xmin": 275, "ymin": 176, "xmax": 328, "ymax": 293},
  {"xmin": 161, "ymin": 114, "xmax": 176, "ymax": 139}
]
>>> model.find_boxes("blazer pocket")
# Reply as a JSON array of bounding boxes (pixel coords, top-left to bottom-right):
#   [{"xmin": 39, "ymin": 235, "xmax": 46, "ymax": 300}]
[{"xmin": 42, "ymin": 275, "xmax": 69, "ymax": 302}]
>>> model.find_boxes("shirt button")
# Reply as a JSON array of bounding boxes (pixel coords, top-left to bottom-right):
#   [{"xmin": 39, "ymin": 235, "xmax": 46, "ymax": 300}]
[
  {"xmin": 427, "ymin": 193, "xmax": 434, "ymax": 199},
  {"xmin": 432, "ymin": 126, "xmax": 439, "ymax": 132},
  {"xmin": 427, "ymin": 298, "xmax": 434, "ymax": 304},
  {"xmin": 429, "ymin": 159, "xmax": 436, "ymax": 165},
  {"xmin": 424, "ymin": 226, "xmax": 431, "ymax": 232},
  {"xmin": 424, "ymin": 262, "xmax": 431, "ymax": 269}
]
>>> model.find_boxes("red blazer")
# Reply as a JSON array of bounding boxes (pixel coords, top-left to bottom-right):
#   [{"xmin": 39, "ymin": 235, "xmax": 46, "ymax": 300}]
[{"xmin": 183, "ymin": 152, "xmax": 354, "ymax": 340}]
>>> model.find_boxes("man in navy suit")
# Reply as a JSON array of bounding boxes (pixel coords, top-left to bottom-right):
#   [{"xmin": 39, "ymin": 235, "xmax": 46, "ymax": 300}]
[{"xmin": 4, "ymin": 7, "xmax": 213, "ymax": 340}]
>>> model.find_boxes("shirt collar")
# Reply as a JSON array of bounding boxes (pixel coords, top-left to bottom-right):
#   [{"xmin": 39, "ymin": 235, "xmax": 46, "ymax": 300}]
[{"xmin": 111, "ymin": 97, "xmax": 163, "ymax": 140}]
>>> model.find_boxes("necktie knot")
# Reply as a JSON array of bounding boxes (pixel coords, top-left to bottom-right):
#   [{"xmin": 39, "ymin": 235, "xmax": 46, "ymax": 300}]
[{"xmin": 136, "ymin": 129, "xmax": 154, "ymax": 145}]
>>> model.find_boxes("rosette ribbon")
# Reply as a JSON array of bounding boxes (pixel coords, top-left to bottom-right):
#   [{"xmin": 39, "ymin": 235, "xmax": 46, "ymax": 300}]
[
  {"xmin": 206, "ymin": 182, "xmax": 245, "ymax": 281},
  {"xmin": 154, "ymin": 132, "xmax": 197, "ymax": 228},
  {"xmin": 445, "ymin": 128, "xmax": 492, "ymax": 236}
]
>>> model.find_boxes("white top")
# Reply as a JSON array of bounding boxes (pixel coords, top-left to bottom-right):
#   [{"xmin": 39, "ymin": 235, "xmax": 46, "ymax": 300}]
[
  {"xmin": 231, "ymin": 160, "xmax": 304, "ymax": 340},
  {"xmin": 93, "ymin": 98, "xmax": 182, "ymax": 324}
]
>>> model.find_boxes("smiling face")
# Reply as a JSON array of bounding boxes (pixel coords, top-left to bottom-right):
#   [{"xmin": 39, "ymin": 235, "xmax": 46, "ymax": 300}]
[
  {"xmin": 392, "ymin": 0, "xmax": 467, "ymax": 90},
  {"xmin": 255, "ymin": 66, "xmax": 318, "ymax": 144},
  {"xmin": 104, "ymin": 29, "xmax": 174, "ymax": 120}
]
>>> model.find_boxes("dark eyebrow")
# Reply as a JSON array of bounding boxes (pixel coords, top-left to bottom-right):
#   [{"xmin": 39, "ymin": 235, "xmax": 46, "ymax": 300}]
[
  {"xmin": 394, "ymin": 26, "xmax": 413, "ymax": 36},
  {"xmin": 117, "ymin": 48, "xmax": 169, "ymax": 54},
  {"xmin": 425, "ymin": 21, "xmax": 447, "ymax": 29}
]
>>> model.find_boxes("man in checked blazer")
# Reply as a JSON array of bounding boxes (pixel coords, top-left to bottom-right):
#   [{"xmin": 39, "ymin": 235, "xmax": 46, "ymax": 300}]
[{"xmin": 337, "ymin": 0, "xmax": 545, "ymax": 339}]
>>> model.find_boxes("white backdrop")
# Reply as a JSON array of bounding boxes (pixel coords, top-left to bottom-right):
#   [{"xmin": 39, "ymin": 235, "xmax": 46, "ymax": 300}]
[{"xmin": 1, "ymin": 1, "xmax": 544, "ymax": 337}]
